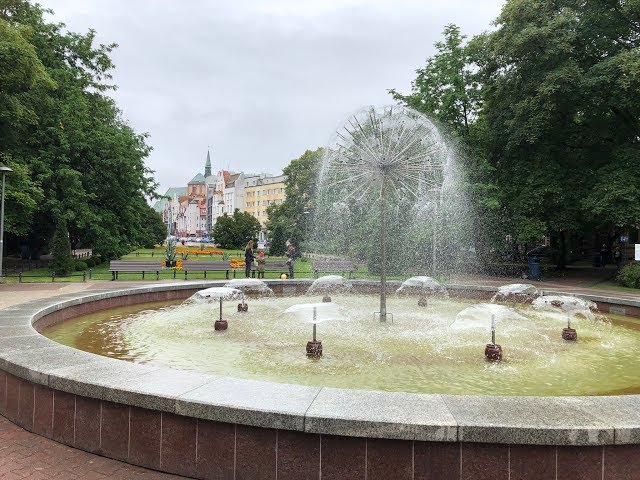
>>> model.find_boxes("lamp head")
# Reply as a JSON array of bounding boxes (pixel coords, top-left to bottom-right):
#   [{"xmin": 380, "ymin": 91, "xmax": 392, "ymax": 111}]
[{"xmin": 0, "ymin": 166, "xmax": 13, "ymax": 175}]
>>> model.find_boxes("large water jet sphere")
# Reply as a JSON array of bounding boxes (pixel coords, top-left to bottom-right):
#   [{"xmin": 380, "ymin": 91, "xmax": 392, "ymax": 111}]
[{"xmin": 313, "ymin": 105, "xmax": 468, "ymax": 322}]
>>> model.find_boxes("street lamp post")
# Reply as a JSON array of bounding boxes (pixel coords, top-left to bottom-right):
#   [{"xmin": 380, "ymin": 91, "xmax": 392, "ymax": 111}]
[{"xmin": 0, "ymin": 166, "xmax": 13, "ymax": 280}]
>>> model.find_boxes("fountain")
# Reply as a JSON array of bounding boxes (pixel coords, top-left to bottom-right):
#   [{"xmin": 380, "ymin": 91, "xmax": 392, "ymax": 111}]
[
  {"xmin": 284, "ymin": 301, "xmax": 342, "ymax": 358},
  {"xmin": 532, "ymin": 295, "xmax": 603, "ymax": 341},
  {"xmin": 492, "ymin": 283, "xmax": 540, "ymax": 304},
  {"xmin": 224, "ymin": 278, "xmax": 273, "ymax": 312},
  {"xmin": 306, "ymin": 275, "xmax": 352, "ymax": 302},
  {"xmin": 396, "ymin": 276, "xmax": 448, "ymax": 306},
  {"xmin": 313, "ymin": 105, "xmax": 466, "ymax": 322},
  {"xmin": 7, "ymin": 107, "xmax": 640, "ymax": 479},
  {"xmin": 451, "ymin": 303, "xmax": 528, "ymax": 361},
  {"xmin": 191, "ymin": 286, "xmax": 242, "ymax": 330}
]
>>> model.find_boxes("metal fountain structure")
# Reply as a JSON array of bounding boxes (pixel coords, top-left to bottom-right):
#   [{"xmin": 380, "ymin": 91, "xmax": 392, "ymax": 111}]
[{"xmin": 316, "ymin": 106, "xmax": 452, "ymax": 322}]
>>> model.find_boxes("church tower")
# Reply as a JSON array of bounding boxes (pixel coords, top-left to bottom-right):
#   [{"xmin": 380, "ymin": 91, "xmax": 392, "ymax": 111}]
[{"xmin": 204, "ymin": 149, "xmax": 212, "ymax": 178}]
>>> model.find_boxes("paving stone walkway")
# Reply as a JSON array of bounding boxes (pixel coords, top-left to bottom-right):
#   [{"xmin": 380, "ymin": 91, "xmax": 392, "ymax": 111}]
[{"xmin": 0, "ymin": 415, "xmax": 185, "ymax": 479}]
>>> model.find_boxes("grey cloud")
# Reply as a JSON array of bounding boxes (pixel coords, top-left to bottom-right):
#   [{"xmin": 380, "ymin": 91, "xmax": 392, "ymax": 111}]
[{"xmin": 44, "ymin": 0, "xmax": 504, "ymax": 194}]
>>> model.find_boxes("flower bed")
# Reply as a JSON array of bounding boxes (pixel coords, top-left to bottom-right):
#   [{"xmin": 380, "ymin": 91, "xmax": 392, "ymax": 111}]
[
  {"xmin": 161, "ymin": 260, "xmax": 184, "ymax": 270},
  {"xmin": 175, "ymin": 248, "xmax": 224, "ymax": 256},
  {"xmin": 230, "ymin": 258, "xmax": 245, "ymax": 269}
]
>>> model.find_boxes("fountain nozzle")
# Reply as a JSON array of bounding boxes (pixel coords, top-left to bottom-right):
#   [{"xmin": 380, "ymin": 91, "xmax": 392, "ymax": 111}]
[
  {"xmin": 306, "ymin": 307, "xmax": 323, "ymax": 358},
  {"xmin": 215, "ymin": 298, "xmax": 228, "ymax": 331},
  {"xmin": 484, "ymin": 314, "xmax": 502, "ymax": 361},
  {"xmin": 562, "ymin": 313, "xmax": 577, "ymax": 341}
]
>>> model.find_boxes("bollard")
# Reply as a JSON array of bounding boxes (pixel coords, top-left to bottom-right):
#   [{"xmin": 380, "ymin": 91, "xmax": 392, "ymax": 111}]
[
  {"xmin": 18, "ymin": 272, "xmax": 22, "ymax": 283},
  {"xmin": 89, "ymin": 269, "xmax": 92, "ymax": 280},
  {"xmin": 82, "ymin": 271, "xmax": 86, "ymax": 282},
  {"xmin": 52, "ymin": 272, "xmax": 55, "ymax": 282}
]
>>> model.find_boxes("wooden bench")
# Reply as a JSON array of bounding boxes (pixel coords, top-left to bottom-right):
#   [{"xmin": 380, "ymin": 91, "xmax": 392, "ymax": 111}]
[
  {"xmin": 181, "ymin": 261, "xmax": 232, "ymax": 280},
  {"xmin": 251, "ymin": 260, "xmax": 291, "ymax": 278},
  {"xmin": 312, "ymin": 260, "xmax": 356, "ymax": 278},
  {"xmin": 109, "ymin": 261, "xmax": 163, "ymax": 280}
]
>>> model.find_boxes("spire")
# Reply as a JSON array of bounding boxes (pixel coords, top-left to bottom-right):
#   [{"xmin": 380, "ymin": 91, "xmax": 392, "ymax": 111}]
[{"xmin": 204, "ymin": 148, "xmax": 212, "ymax": 177}]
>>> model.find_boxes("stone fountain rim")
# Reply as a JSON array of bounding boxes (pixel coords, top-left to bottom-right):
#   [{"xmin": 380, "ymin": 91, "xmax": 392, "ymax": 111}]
[{"xmin": 1, "ymin": 279, "xmax": 640, "ymax": 446}]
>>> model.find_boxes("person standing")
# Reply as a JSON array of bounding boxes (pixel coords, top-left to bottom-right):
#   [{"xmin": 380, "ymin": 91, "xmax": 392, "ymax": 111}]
[
  {"xmin": 613, "ymin": 246, "xmax": 622, "ymax": 269},
  {"xmin": 256, "ymin": 251, "xmax": 266, "ymax": 278},
  {"xmin": 286, "ymin": 244, "xmax": 297, "ymax": 279},
  {"xmin": 244, "ymin": 240, "xmax": 255, "ymax": 278},
  {"xmin": 599, "ymin": 243, "xmax": 608, "ymax": 268}
]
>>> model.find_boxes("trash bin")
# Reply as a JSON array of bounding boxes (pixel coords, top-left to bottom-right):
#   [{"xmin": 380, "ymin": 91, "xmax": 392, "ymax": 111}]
[
  {"xmin": 592, "ymin": 254, "xmax": 601, "ymax": 267},
  {"xmin": 528, "ymin": 255, "xmax": 541, "ymax": 281}
]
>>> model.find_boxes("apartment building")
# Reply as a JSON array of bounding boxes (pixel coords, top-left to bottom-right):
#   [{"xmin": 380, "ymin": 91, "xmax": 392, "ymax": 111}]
[{"xmin": 244, "ymin": 174, "xmax": 286, "ymax": 240}]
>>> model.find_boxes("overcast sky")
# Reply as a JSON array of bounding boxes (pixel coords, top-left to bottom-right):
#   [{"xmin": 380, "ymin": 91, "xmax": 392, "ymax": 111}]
[{"xmin": 43, "ymin": 0, "xmax": 504, "ymax": 196}]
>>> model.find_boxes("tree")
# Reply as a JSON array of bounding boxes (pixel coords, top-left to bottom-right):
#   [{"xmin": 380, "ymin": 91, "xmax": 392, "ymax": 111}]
[
  {"xmin": 390, "ymin": 25, "xmax": 501, "ymax": 262},
  {"xmin": 266, "ymin": 148, "xmax": 323, "ymax": 255},
  {"xmin": 50, "ymin": 217, "xmax": 73, "ymax": 276},
  {"xmin": 472, "ymin": 0, "xmax": 640, "ymax": 263},
  {"xmin": 211, "ymin": 209, "xmax": 261, "ymax": 249},
  {"xmin": 0, "ymin": 1, "xmax": 162, "ymax": 259},
  {"xmin": 389, "ymin": 24, "xmax": 480, "ymax": 139}
]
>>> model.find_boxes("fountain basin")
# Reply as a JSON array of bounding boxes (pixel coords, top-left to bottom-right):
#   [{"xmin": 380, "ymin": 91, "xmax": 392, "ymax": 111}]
[{"xmin": 2, "ymin": 280, "xmax": 640, "ymax": 478}]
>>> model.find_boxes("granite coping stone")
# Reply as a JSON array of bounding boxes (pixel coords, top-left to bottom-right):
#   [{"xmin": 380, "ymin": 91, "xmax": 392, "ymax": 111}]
[
  {"xmin": 0, "ymin": 282, "xmax": 639, "ymax": 445},
  {"xmin": 542, "ymin": 289, "xmax": 640, "ymax": 308},
  {"xmin": 0, "ymin": 344, "xmax": 98, "ymax": 385},
  {"xmin": 0, "ymin": 313, "xmax": 36, "ymax": 326},
  {"xmin": 100, "ymin": 367, "xmax": 216, "ymax": 413},
  {"xmin": 175, "ymin": 376, "xmax": 322, "ymax": 430},
  {"xmin": 0, "ymin": 334, "xmax": 56, "ymax": 353},
  {"xmin": 574, "ymin": 395, "xmax": 640, "ymax": 444},
  {"xmin": 47, "ymin": 357, "xmax": 161, "ymax": 399},
  {"xmin": 0, "ymin": 325, "xmax": 37, "ymax": 337},
  {"xmin": 304, "ymin": 387, "xmax": 457, "ymax": 441},
  {"xmin": 441, "ymin": 395, "xmax": 614, "ymax": 445}
]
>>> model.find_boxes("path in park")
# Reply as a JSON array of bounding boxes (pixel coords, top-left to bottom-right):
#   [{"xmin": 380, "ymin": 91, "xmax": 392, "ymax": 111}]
[{"xmin": 0, "ymin": 268, "xmax": 636, "ymax": 479}]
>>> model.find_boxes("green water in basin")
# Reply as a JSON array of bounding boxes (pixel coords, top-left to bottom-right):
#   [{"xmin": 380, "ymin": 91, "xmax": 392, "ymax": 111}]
[{"xmin": 43, "ymin": 295, "xmax": 640, "ymax": 396}]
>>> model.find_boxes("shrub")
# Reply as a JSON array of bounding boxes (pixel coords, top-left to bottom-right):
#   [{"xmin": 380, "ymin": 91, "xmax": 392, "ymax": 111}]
[
  {"xmin": 74, "ymin": 261, "xmax": 88, "ymax": 271},
  {"xmin": 85, "ymin": 257, "xmax": 95, "ymax": 268},
  {"xmin": 616, "ymin": 262, "xmax": 640, "ymax": 288}
]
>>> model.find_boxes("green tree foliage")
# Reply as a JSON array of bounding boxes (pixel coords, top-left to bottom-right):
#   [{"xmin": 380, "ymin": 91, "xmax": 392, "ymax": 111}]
[
  {"xmin": 473, "ymin": 0, "xmax": 640, "ymax": 248},
  {"xmin": 211, "ymin": 209, "xmax": 261, "ymax": 249},
  {"xmin": 0, "ymin": 1, "xmax": 165, "ymax": 259},
  {"xmin": 266, "ymin": 148, "xmax": 323, "ymax": 255},
  {"xmin": 389, "ymin": 25, "xmax": 500, "ymax": 261},
  {"xmin": 50, "ymin": 217, "xmax": 73, "ymax": 275},
  {"xmin": 393, "ymin": 2, "xmax": 640, "ymax": 266},
  {"xmin": 390, "ymin": 24, "xmax": 480, "ymax": 139}
]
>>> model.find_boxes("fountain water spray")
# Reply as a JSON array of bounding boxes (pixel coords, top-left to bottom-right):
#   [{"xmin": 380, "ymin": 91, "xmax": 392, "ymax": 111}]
[
  {"xmin": 285, "ymin": 301, "xmax": 342, "ymax": 358},
  {"xmin": 223, "ymin": 279, "xmax": 273, "ymax": 313},
  {"xmin": 532, "ymin": 295, "xmax": 593, "ymax": 342},
  {"xmin": 192, "ymin": 287, "xmax": 242, "ymax": 331},
  {"xmin": 306, "ymin": 275, "xmax": 352, "ymax": 304},
  {"xmin": 238, "ymin": 292, "xmax": 248, "ymax": 312},
  {"xmin": 315, "ymin": 106, "xmax": 457, "ymax": 323}
]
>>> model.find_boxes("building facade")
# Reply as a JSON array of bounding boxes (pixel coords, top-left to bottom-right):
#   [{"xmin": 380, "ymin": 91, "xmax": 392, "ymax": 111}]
[
  {"xmin": 244, "ymin": 174, "xmax": 286, "ymax": 241},
  {"xmin": 156, "ymin": 151, "xmax": 287, "ymax": 242}
]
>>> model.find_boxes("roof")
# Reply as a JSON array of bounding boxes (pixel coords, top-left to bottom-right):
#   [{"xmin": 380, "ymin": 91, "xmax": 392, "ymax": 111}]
[
  {"xmin": 188, "ymin": 173, "xmax": 206, "ymax": 184},
  {"xmin": 226, "ymin": 173, "xmax": 242, "ymax": 187},
  {"xmin": 152, "ymin": 187, "xmax": 188, "ymax": 212}
]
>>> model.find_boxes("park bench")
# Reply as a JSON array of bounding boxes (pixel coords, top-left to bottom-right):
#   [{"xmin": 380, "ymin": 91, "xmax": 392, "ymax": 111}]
[
  {"xmin": 251, "ymin": 260, "xmax": 291, "ymax": 278},
  {"xmin": 312, "ymin": 259, "xmax": 356, "ymax": 278},
  {"xmin": 109, "ymin": 261, "xmax": 163, "ymax": 280},
  {"xmin": 181, "ymin": 261, "xmax": 232, "ymax": 280}
]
